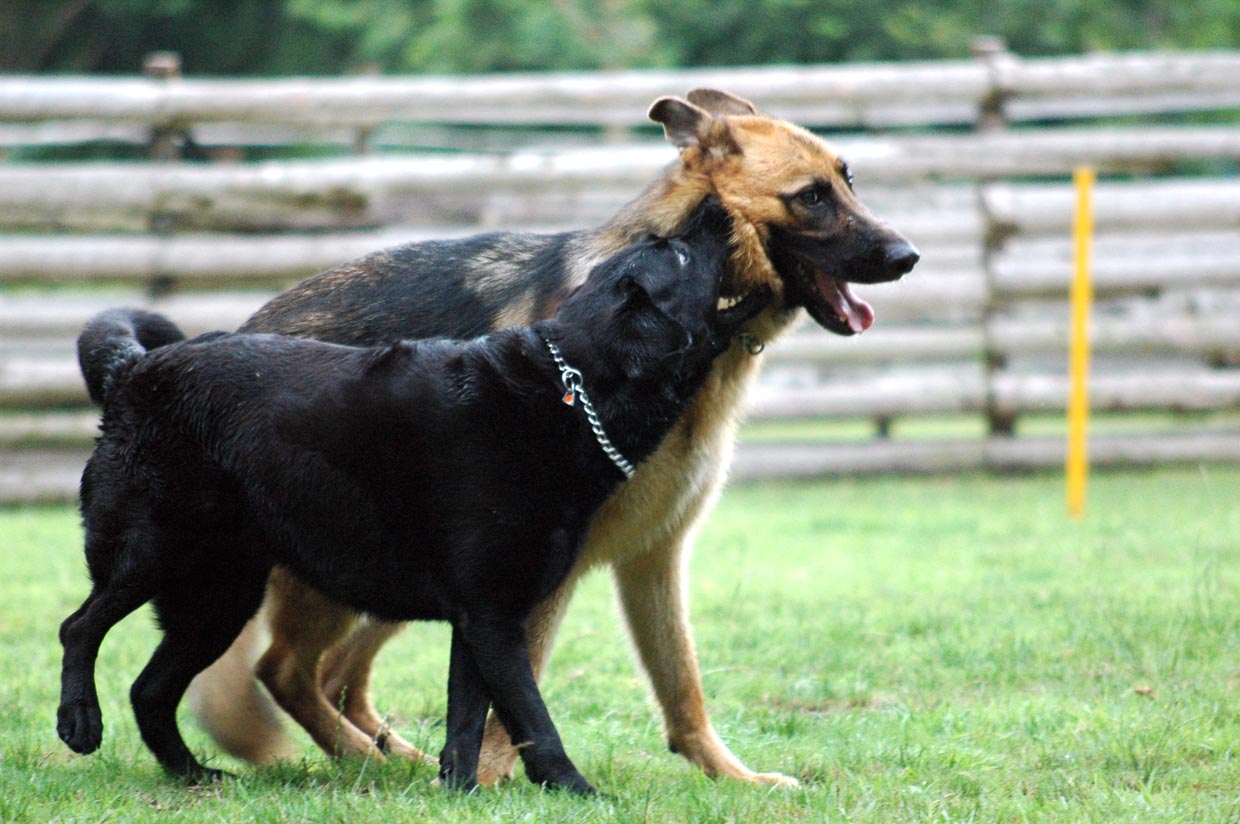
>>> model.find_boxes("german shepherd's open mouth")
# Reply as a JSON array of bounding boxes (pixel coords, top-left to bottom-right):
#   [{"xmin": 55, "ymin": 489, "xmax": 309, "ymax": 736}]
[{"xmin": 768, "ymin": 223, "xmax": 920, "ymax": 337}]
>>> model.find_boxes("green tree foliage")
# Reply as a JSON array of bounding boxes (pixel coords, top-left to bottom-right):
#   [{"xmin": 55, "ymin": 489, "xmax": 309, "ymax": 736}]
[
  {"xmin": 3, "ymin": 0, "xmax": 1239, "ymax": 75},
  {"xmin": 639, "ymin": 0, "xmax": 1240, "ymax": 65}
]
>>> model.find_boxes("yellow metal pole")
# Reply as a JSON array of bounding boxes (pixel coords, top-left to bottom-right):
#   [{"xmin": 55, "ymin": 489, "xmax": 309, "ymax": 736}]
[{"xmin": 1066, "ymin": 166, "xmax": 1095, "ymax": 519}]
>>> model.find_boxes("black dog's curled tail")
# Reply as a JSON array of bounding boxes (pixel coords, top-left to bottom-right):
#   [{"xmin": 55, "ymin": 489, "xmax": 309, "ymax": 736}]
[{"xmin": 77, "ymin": 308, "xmax": 186, "ymax": 405}]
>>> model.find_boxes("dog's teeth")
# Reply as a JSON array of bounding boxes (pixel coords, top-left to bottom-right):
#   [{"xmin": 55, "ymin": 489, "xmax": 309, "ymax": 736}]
[{"xmin": 717, "ymin": 294, "xmax": 746, "ymax": 311}]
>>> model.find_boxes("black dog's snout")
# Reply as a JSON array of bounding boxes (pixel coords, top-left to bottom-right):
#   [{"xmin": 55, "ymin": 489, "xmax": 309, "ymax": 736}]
[{"xmin": 884, "ymin": 241, "xmax": 920, "ymax": 278}]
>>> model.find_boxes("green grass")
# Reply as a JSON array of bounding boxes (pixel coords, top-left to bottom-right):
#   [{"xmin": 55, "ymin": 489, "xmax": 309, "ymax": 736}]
[{"xmin": 2, "ymin": 466, "xmax": 1239, "ymax": 822}]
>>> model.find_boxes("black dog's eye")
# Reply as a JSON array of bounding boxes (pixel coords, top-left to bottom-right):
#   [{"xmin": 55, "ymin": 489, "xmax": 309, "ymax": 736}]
[
  {"xmin": 797, "ymin": 188, "xmax": 821, "ymax": 207},
  {"xmin": 675, "ymin": 248, "xmax": 689, "ymax": 266}
]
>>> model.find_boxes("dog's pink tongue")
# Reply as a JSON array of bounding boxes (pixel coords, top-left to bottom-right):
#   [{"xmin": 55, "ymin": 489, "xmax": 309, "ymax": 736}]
[{"xmin": 818, "ymin": 271, "xmax": 875, "ymax": 333}]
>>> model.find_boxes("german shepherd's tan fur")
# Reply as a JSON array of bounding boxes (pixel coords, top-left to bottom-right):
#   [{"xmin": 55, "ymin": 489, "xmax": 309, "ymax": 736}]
[{"xmin": 187, "ymin": 89, "xmax": 918, "ymax": 786}]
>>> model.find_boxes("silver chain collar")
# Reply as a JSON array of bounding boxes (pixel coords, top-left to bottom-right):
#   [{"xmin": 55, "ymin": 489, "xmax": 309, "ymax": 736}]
[{"xmin": 540, "ymin": 336, "xmax": 636, "ymax": 479}]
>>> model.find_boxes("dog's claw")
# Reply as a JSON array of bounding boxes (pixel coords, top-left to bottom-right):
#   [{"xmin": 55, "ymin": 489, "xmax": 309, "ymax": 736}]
[{"xmin": 57, "ymin": 702, "xmax": 103, "ymax": 755}]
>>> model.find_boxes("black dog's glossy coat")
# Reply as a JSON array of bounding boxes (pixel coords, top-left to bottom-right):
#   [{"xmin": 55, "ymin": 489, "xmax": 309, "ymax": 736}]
[{"xmin": 56, "ymin": 202, "xmax": 766, "ymax": 794}]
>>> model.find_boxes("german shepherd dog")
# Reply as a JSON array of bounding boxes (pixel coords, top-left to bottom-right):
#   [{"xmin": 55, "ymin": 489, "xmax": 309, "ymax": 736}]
[
  {"xmin": 187, "ymin": 89, "xmax": 919, "ymax": 785},
  {"xmin": 58, "ymin": 201, "xmax": 767, "ymax": 794}
]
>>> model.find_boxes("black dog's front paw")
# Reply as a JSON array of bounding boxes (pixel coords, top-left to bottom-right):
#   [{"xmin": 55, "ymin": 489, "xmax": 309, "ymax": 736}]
[
  {"xmin": 558, "ymin": 774, "xmax": 599, "ymax": 797},
  {"xmin": 57, "ymin": 702, "xmax": 103, "ymax": 754},
  {"xmin": 185, "ymin": 765, "xmax": 231, "ymax": 785},
  {"xmin": 528, "ymin": 764, "xmax": 598, "ymax": 797},
  {"xmin": 438, "ymin": 764, "xmax": 479, "ymax": 793}
]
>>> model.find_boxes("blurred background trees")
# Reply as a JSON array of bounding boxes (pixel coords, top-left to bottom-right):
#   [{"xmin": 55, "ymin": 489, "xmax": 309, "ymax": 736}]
[{"xmin": 4, "ymin": 0, "xmax": 1239, "ymax": 75}]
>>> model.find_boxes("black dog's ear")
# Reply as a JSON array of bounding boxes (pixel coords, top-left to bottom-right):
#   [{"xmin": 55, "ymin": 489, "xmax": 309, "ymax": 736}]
[
  {"xmin": 619, "ymin": 272, "xmax": 681, "ymax": 325},
  {"xmin": 617, "ymin": 273, "xmax": 652, "ymax": 305},
  {"xmin": 365, "ymin": 340, "xmax": 415, "ymax": 374},
  {"xmin": 619, "ymin": 268, "xmax": 688, "ymax": 322}
]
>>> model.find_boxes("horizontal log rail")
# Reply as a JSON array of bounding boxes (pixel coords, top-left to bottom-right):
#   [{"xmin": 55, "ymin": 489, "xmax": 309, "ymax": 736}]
[
  {"xmin": 4, "ymin": 126, "xmax": 1240, "ymax": 226},
  {"xmin": 6, "ymin": 427, "xmax": 1240, "ymax": 504},
  {"xmin": 7, "ymin": 350, "xmax": 1237, "ymax": 417},
  {"xmin": 748, "ymin": 370, "xmax": 1240, "ymax": 420},
  {"xmin": 3, "ymin": 51, "xmax": 1239, "ymax": 132},
  {"xmin": 9, "ymin": 308, "xmax": 1237, "ymax": 367},
  {"xmin": 6, "ymin": 229, "xmax": 1238, "ymax": 304}
]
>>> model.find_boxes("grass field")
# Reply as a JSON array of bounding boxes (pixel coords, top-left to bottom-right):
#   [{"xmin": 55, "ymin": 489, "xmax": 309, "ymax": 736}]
[{"xmin": 1, "ymin": 465, "xmax": 1238, "ymax": 823}]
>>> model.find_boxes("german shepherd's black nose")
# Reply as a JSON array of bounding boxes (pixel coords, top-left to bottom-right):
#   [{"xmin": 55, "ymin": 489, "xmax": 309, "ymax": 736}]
[{"xmin": 885, "ymin": 240, "xmax": 920, "ymax": 278}]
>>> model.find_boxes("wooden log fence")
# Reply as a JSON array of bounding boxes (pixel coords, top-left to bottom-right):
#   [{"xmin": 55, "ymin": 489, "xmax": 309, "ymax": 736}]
[
  {"xmin": 3, "ymin": 51, "xmax": 1239, "ymax": 134},
  {"xmin": 2, "ymin": 45, "xmax": 1239, "ymax": 500},
  {"xmin": 6, "ymin": 128, "xmax": 1240, "ymax": 233}
]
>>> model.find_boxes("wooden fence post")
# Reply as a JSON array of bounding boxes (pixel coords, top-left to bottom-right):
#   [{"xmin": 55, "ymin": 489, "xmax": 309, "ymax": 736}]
[
  {"xmin": 348, "ymin": 63, "xmax": 382, "ymax": 155},
  {"xmin": 144, "ymin": 51, "xmax": 184, "ymax": 297},
  {"xmin": 974, "ymin": 36, "xmax": 1018, "ymax": 438},
  {"xmin": 144, "ymin": 51, "xmax": 183, "ymax": 162}
]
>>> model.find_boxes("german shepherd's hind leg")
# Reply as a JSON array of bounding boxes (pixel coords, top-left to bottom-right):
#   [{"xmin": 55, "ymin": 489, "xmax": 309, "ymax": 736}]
[
  {"xmin": 58, "ymin": 533, "xmax": 157, "ymax": 756},
  {"xmin": 614, "ymin": 541, "xmax": 799, "ymax": 787},
  {"xmin": 132, "ymin": 560, "xmax": 269, "ymax": 782},
  {"xmin": 316, "ymin": 617, "xmax": 431, "ymax": 762},
  {"xmin": 255, "ymin": 574, "xmax": 392, "ymax": 761},
  {"xmin": 437, "ymin": 628, "xmax": 491, "ymax": 792},
  {"xmin": 476, "ymin": 572, "xmax": 581, "ymax": 786},
  {"xmin": 457, "ymin": 616, "xmax": 595, "ymax": 796}
]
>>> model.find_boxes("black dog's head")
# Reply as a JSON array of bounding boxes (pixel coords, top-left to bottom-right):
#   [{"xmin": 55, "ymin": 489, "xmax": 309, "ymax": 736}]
[{"xmin": 556, "ymin": 198, "xmax": 771, "ymax": 382}]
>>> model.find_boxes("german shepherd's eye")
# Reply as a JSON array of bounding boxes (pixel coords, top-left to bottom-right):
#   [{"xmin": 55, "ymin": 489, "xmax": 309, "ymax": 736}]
[
  {"xmin": 840, "ymin": 161, "xmax": 855, "ymax": 190},
  {"xmin": 797, "ymin": 188, "xmax": 821, "ymax": 207}
]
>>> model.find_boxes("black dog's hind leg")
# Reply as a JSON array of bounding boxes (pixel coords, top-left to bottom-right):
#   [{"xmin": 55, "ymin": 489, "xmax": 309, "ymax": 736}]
[
  {"xmin": 438, "ymin": 628, "xmax": 491, "ymax": 792},
  {"xmin": 131, "ymin": 557, "xmax": 269, "ymax": 782},
  {"xmin": 456, "ymin": 618, "xmax": 596, "ymax": 796},
  {"xmin": 58, "ymin": 558, "xmax": 157, "ymax": 756}
]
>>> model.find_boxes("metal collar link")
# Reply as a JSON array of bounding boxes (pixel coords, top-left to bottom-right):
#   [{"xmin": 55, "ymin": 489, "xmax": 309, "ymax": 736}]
[
  {"xmin": 736, "ymin": 332, "xmax": 765, "ymax": 355},
  {"xmin": 540, "ymin": 336, "xmax": 636, "ymax": 479}
]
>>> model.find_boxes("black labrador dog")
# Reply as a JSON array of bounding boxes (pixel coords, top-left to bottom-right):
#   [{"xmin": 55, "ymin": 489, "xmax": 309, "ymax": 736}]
[{"xmin": 56, "ymin": 200, "xmax": 768, "ymax": 795}]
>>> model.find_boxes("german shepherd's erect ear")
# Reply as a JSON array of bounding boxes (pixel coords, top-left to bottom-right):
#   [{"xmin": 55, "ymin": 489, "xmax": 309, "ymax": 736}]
[
  {"xmin": 647, "ymin": 89, "xmax": 758, "ymax": 149},
  {"xmin": 685, "ymin": 89, "xmax": 758, "ymax": 117},
  {"xmin": 647, "ymin": 97, "xmax": 712, "ymax": 149},
  {"xmin": 648, "ymin": 96, "xmax": 742, "ymax": 155}
]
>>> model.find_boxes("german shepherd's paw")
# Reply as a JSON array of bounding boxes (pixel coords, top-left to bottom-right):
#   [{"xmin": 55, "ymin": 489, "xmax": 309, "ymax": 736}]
[
  {"xmin": 749, "ymin": 770, "xmax": 800, "ymax": 788},
  {"xmin": 57, "ymin": 701, "xmax": 103, "ymax": 754}
]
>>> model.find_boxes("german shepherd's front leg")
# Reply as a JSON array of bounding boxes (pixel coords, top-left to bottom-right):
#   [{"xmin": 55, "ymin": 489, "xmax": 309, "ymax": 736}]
[
  {"xmin": 317, "ymin": 618, "xmax": 432, "ymax": 762},
  {"xmin": 613, "ymin": 541, "xmax": 799, "ymax": 787},
  {"xmin": 254, "ymin": 589, "xmax": 385, "ymax": 761},
  {"xmin": 258, "ymin": 569, "xmax": 433, "ymax": 764}
]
